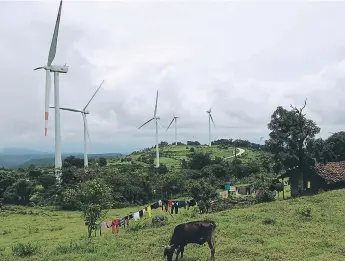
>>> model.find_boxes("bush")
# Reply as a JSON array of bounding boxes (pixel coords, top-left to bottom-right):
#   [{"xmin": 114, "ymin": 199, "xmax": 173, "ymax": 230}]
[
  {"xmin": 262, "ymin": 216, "xmax": 276, "ymax": 225},
  {"xmin": 296, "ymin": 206, "xmax": 312, "ymax": 218},
  {"xmin": 152, "ymin": 214, "xmax": 168, "ymax": 227},
  {"xmin": 256, "ymin": 189, "xmax": 276, "ymax": 203},
  {"xmin": 12, "ymin": 242, "xmax": 39, "ymax": 257}
]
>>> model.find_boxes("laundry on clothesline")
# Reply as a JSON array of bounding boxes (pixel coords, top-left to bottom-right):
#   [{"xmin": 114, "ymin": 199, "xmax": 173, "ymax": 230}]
[{"xmin": 97, "ymin": 198, "xmax": 198, "ymax": 234}]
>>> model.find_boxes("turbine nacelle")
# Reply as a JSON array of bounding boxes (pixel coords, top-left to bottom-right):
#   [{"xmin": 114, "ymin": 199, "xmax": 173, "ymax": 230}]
[{"xmin": 34, "ymin": 64, "xmax": 69, "ymax": 73}]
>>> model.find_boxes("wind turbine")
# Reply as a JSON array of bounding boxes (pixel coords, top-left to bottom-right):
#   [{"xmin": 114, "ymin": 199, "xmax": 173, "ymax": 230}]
[
  {"xmin": 34, "ymin": 0, "xmax": 68, "ymax": 178},
  {"xmin": 50, "ymin": 81, "xmax": 104, "ymax": 168},
  {"xmin": 166, "ymin": 113, "xmax": 179, "ymax": 145},
  {"xmin": 138, "ymin": 90, "xmax": 162, "ymax": 168},
  {"xmin": 206, "ymin": 108, "xmax": 215, "ymax": 146}
]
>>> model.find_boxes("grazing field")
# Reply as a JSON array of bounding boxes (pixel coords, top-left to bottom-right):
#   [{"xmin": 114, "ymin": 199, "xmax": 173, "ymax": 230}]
[{"xmin": 1, "ymin": 189, "xmax": 345, "ymax": 261}]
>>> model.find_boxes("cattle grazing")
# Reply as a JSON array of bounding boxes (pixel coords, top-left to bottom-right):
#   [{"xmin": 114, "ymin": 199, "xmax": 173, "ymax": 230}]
[{"xmin": 163, "ymin": 220, "xmax": 216, "ymax": 261}]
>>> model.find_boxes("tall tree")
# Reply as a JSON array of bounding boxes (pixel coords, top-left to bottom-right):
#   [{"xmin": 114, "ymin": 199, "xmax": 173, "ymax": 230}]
[{"xmin": 267, "ymin": 99, "xmax": 320, "ymax": 197}]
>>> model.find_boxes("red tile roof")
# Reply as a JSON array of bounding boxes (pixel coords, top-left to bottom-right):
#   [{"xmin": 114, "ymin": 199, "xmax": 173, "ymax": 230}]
[{"xmin": 314, "ymin": 161, "xmax": 345, "ymax": 182}]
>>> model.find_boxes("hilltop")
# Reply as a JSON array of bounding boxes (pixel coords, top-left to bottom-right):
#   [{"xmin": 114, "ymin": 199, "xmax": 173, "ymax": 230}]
[
  {"xmin": 109, "ymin": 144, "xmax": 266, "ymax": 170},
  {"xmin": 1, "ymin": 189, "xmax": 345, "ymax": 260}
]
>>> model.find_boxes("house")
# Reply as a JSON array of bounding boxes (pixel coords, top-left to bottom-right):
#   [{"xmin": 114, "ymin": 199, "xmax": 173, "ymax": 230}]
[
  {"xmin": 278, "ymin": 161, "xmax": 345, "ymax": 197},
  {"xmin": 311, "ymin": 161, "xmax": 345, "ymax": 192},
  {"xmin": 236, "ymin": 185, "xmax": 254, "ymax": 195}
]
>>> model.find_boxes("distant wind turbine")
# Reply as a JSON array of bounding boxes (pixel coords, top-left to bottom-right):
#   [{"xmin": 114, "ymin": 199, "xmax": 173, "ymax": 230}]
[
  {"xmin": 206, "ymin": 108, "xmax": 216, "ymax": 146},
  {"xmin": 138, "ymin": 90, "xmax": 162, "ymax": 168},
  {"xmin": 50, "ymin": 81, "xmax": 104, "ymax": 168},
  {"xmin": 166, "ymin": 113, "xmax": 179, "ymax": 145},
  {"xmin": 34, "ymin": 0, "xmax": 68, "ymax": 177}
]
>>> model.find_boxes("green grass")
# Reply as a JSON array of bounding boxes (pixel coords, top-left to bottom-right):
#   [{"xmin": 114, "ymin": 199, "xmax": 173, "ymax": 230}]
[{"xmin": 2, "ymin": 189, "xmax": 345, "ymax": 260}]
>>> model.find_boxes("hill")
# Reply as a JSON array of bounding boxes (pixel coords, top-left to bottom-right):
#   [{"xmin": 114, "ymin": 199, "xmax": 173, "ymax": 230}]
[
  {"xmin": 110, "ymin": 144, "xmax": 265, "ymax": 169},
  {"xmin": 1, "ymin": 189, "xmax": 345, "ymax": 260},
  {"xmin": 0, "ymin": 151, "xmax": 123, "ymax": 169}
]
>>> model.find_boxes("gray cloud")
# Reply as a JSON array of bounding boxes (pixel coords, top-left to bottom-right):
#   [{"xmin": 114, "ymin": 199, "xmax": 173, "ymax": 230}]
[{"xmin": 1, "ymin": 1, "xmax": 345, "ymax": 153}]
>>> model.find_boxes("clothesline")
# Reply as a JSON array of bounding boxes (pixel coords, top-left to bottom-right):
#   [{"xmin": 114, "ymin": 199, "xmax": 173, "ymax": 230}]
[{"xmin": 98, "ymin": 198, "xmax": 197, "ymax": 234}]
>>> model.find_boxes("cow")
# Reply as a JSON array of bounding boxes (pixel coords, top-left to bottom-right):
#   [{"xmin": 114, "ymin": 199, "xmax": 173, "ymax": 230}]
[{"xmin": 163, "ymin": 220, "xmax": 216, "ymax": 261}]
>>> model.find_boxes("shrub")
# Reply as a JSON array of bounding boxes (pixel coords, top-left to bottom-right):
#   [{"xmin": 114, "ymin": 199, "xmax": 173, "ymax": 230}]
[
  {"xmin": 296, "ymin": 206, "xmax": 312, "ymax": 218},
  {"xmin": 256, "ymin": 189, "xmax": 276, "ymax": 203},
  {"xmin": 152, "ymin": 214, "xmax": 168, "ymax": 227},
  {"xmin": 12, "ymin": 242, "xmax": 39, "ymax": 257},
  {"xmin": 262, "ymin": 216, "xmax": 276, "ymax": 225}
]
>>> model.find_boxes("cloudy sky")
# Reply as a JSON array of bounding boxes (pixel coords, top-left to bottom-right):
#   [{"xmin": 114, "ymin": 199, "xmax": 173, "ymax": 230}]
[{"xmin": 1, "ymin": 0, "xmax": 345, "ymax": 154}]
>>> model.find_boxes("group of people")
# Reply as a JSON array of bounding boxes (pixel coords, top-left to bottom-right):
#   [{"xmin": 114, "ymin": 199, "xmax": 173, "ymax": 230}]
[{"xmin": 97, "ymin": 198, "xmax": 197, "ymax": 234}]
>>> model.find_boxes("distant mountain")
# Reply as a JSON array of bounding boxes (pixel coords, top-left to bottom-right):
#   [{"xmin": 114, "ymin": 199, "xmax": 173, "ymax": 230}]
[
  {"xmin": 0, "ymin": 148, "xmax": 123, "ymax": 169},
  {"xmin": 0, "ymin": 147, "xmax": 44, "ymax": 155}
]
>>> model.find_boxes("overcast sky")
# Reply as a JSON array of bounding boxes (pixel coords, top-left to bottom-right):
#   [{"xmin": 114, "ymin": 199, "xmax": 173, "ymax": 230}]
[{"xmin": 1, "ymin": 0, "xmax": 345, "ymax": 154}]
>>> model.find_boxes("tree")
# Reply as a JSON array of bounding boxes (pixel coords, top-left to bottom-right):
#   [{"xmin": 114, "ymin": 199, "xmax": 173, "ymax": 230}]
[
  {"xmin": 62, "ymin": 179, "xmax": 112, "ymax": 237},
  {"xmin": 188, "ymin": 179, "xmax": 217, "ymax": 213},
  {"xmin": 63, "ymin": 156, "xmax": 84, "ymax": 168},
  {"xmin": 99, "ymin": 157, "xmax": 107, "ymax": 167},
  {"xmin": 323, "ymin": 132, "xmax": 345, "ymax": 162},
  {"xmin": 267, "ymin": 99, "xmax": 320, "ymax": 197},
  {"xmin": 186, "ymin": 152, "xmax": 212, "ymax": 170}
]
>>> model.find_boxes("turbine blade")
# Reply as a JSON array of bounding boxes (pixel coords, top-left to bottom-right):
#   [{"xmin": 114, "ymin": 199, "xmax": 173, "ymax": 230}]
[
  {"xmin": 60, "ymin": 107, "xmax": 84, "ymax": 113},
  {"xmin": 44, "ymin": 71, "xmax": 52, "ymax": 136},
  {"xmin": 138, "ymin": 118, "xmax": 154, "ymax": 129},
  {"xmin": 210, "ymin": 114, "xmax": 216, "ymax": 127},
  {"xmin": 34, "ymin": 67, "xmax": 44, "ymax": 71},
  {"xmin": 166, "ymin": 118, "xmax": 174, "ymax": 131},
  {"xmin": 157, "ymin": 120, "xmax": 163, "ymax": 129},
  {"xmin": 47, "ymin": 0, "xmax": 63, "ymax": 66},
  {"xmin": 83, "ymin": 80, "xmax": 104, "ymax": 110},
  {"xmin": 154, "ymin": 90, "xmax": 158, "ymax": 117}
]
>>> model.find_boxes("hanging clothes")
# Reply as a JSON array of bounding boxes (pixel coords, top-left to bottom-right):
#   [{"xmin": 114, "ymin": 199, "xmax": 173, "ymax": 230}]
[
  {"xmin": 168, "ymin": 200, "xmax": 173, "ymax": 208},
  {"xmin": 106, "ymin": 221, "xmax": 112, "ymax": 228},
  {"xmin": 125, "ymin": 216, "xmax": 129, "ymax": 227},
  {"xmin": 171, "ymin": 202, "xmax": 175, "ymax": 214},
  {"xmin": 112, "ymin": 219, "xmax": 119, "ymax": 233},
  {"xmin": 129, "ymin": 214, "xmax": 134, "ymax": 219},
  {"xmin": 100, "ymin": 221, "xmax": 107, "ymax": 229},
  {"xmin": 151, "ymin": 201, "xmax": 159, "ymax": 210},
  {"xmin": 178, "ymin": 201, "xmax": 186, "ymax": 209},
  {"xmin": 133, "ymin": 212, "xmax": 140, "ymax": 221},
  {"xmin": 147, "ymin": 205, "xmax": 152, "ymax": 217},
  {"xmin": 222, "ymin": 191, "xmax": 229, "ymax": 199},
  {"xmin": 119, "ymin": 218, "xmax": 125, "ymax": 227},
  {"xmin": 174, "ymin": 202, "xmax": 179, "ymax": 214},
  {"xmin": 162, "ymin": 199, "xmax": 168, "ymax": 211},
  {"xmin": 158, "ymin": 200, "xmax": 162, "ymax": 207},
  {"xmin": 139, "ymin": 210, "xmax": 144, "ymax": 218}
]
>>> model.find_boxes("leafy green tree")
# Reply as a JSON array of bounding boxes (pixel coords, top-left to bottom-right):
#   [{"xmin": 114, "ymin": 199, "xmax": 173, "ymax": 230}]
[
  {"xmin": 98, "ymin": 157, "xmax": 107, "ymax": 167},
  {"xmin": 188, "ymin": 178, "xmax": 217, "ymax": 213},
  {"xmin": 323, "ymin": 132, "xmax": 345, "ymax": 162},
  {"xmin": 4, "ymin": 179, "xmax": 35, "ymax": 205},
  {"xmin": 62, "ymin": 179, "xmax": 112, "ymax": 237},
  {"xmin": 266, "ymin": 99, "xmax": 320, "ymax": 197},
  {"xmin": 63, "ymin": 156, "xmax": 84, "ymax": 168},
  {"xmin": 186, "ymin": 151, "xmax": 212, "ymax": 170}
]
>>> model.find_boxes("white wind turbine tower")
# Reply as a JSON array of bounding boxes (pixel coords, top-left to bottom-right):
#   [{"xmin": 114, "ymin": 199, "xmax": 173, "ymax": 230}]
[
  {"xmin": 206, "ymin": 108, "xmax": 216, "ymax": 146},
  {"xmin": 50, "ymin": 81, "xmax": 104, "ymax": 168},
  {"xmin": 138, "ymin": 90, "xmax": 162, "ymax": 168},
  {"xmin": 34, "ymin": 0, "xmax": 68, "ymax": 178},
  {"xmin": 166, "ymin": 114, "xmax": 179, "ymax": 145}
]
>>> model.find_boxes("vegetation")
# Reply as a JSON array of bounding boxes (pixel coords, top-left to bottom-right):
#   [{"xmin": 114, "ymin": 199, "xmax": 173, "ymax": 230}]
[
  {"xmin": 1, "ymin": 189, "xmax": 345, "ymax": 260},
  {"xmin": 2, "ymin": 101, "xmax": 345, "ymax": 260}
]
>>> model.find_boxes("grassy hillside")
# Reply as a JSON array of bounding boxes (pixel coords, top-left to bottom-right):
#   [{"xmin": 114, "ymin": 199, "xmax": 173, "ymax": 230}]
[
  {"xmin": 1, "ymin": 189, "xmax": 345, "ymax": 260},
  {"xmin": 110, "ymin": 145, "xmax": 265, "ymax": 169}
]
